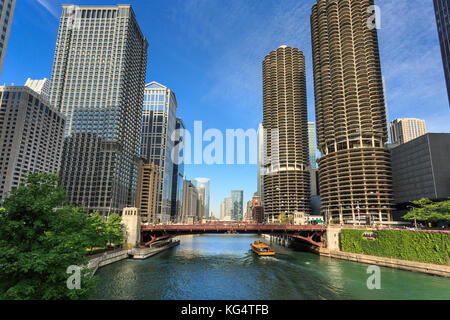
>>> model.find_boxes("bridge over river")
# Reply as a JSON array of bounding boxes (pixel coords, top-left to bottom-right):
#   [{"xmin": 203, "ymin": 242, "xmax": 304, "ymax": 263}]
[{"xmin": 141, "ymin": 223, "xmax": 327, "ymax": 248}]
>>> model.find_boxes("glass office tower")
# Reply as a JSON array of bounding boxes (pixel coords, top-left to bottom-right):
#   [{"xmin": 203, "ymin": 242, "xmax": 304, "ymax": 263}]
[
  {"xmin": 140, "ymin": 82, "xmax": 177, "ymax": 223},
  {"xmin": 50, "ymin": 5, "xmax": 148, "ymax": 215},
  {"xmin": 0, "ymin": 0, "xmax": 15, "ymax": 79},
  {"xmin": 231, "ymin": 190, "xmax": 243, "ymax": 221},
  {"xmin": 434, "ymin": 0, "xmax": 450, "ymax": 106},
  {"xmin": 171, "ymin": 118, "xmax": 185, "ymax": 223}
]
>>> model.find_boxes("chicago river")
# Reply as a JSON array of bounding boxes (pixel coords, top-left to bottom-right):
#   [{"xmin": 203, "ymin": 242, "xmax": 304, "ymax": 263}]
[{"xmin": 95, "ymin": 235, "xmax": 450, "ymax": 300}]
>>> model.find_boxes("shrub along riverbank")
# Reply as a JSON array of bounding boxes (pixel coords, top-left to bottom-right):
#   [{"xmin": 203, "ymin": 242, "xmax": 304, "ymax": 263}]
[{"xmin": 340, "ymin": 229, "xmax": 450, "ymax": 265}]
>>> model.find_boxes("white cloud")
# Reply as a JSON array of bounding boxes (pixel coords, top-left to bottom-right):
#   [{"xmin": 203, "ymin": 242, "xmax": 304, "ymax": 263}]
[{"xmin": 36, "ymin": 0, "xmax": 59, "ymax": 18}]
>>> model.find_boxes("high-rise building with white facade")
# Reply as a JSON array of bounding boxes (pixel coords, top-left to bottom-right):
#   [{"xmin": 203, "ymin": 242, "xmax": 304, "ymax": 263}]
[
  {"xmin": 25, "ymin": 78, "xmax": 51, "ymax": 101},
  {"xmin": 141, "ymin": 82, "xmax": 177, "ymax": 223},
  {"xmin": 220, "ymin": 197, "xmax": 232, "ymax": 221},
  {"xmin": 50, "ymin": 5, "xmax": 148, "ymax": 216},
  {"xmin": 390, "ymin": 118, "xmax": 427, "ymax": 145},
  {"xmin": 192, "ymin": 178, "xmax": 210, "ymax": 219},
  {"xmin": 0, "ymin": 86, "xmax": 65, "ymax": 201},
  {"xmin": 0, "ymin": 0, "xmax": 15, "ymax": 79}
]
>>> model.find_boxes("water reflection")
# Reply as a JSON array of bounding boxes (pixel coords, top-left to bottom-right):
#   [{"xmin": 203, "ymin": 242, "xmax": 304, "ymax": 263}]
[{"xmin": 95, "ymin": 234, "xmax": 450, "ymax": 300}]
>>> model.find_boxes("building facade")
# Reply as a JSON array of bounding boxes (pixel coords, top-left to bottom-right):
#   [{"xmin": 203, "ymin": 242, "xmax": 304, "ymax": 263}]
[
  {"xmin": 308, "ymin": 122, "xmax": 317, "ymax": 169},
  {"xmin": 170, "ymin": 118, "xmax": 185, "ymax": 223},
  {"xmin": 181, "ymin": 179, "xmax": 199, "ymax": 224},
  {"xmin": 0, "ymin": 86, "xmax": 65, "ymax": 201},
  {"xmin": 390, "ymin": 118, "xmax": 427, "ymax": 145},
  {"xmin": 50, "ymin": 5, "xmax": 148, "ymax": 216},
  {"xmin": 220, "ymin": 197, "xmax": 233, "ymax": 221},
  {"xmin": 231, "ymin": 190, "xmax": 243, "ymax": 221},
  {"xmin": 192, "ymin": 178, "xmax": 210, "ymax": 219},
  {"xmin": 25, "ymin": 78, "xmax": 51, "ymax": 101},
  {"xmin": 256, "ymin": 123, "xmax": 264, "ymax": 207},
  {"xmin": 196, "ymin": 185, "xmax": 205, "ymax": 222},
  {"xmin": 136, "ymin": 160, "xmax": 159, "ymax": 224},
  {"xmin": 0, "ymin": 0, "xmax": 15, "ymax": 79},
  {"xmin": 252, "ymin": 194, "xmax": 264, "ymax": 223},
  {"xmin": 262, "ymin": 45, "xmax": 311, "ymax": 223},
  {"xmin": 434, "ymin": 0, "xmax": 450, "ymax": 106},
  {"xmin": 311, "ymin": 0, "xmax": 393, "ymax": 224},
  {"xmin": 140, "ymin": 82, "xmax": 177, "ymax": 223},
  {"xmin": 391, "ymin": 133, "xmax": 450, "ymax": 204}
]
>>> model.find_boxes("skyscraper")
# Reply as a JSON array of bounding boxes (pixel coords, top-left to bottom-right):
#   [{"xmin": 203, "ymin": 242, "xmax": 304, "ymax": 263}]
[
  {"xmin": 308, "ymin": 122, "xmax": 317, "ymax": 169},
  {"xmin": 220, "ymin": 197, "xmax": 232, "ymax": 221},
  {"xmin": 181, "ymin": 179, "xmax": 199, "ymax": 224},
  {"xmin": 170, "ymin": 118, "xmax": 185, "ymax": 223},
  {"xmin": 311, "ymin": 0, "xmax": 393, "ymax": 223},
  {"xmin": 136, "ymin": 160, "xmax": 159, "ymax": 224},
  {"xmin": 192, "ymin": 178, "xmax": 210, "ymax": 219},
  {"xmin": 256, "ymin": 123, "xmax": 264, "ymax": 206},
  {"xmin": 231, "ymin": 190, "xmax": 243, "ymax": 221},
  {"xmin": 390, "ymin": 118, "xmax": 427, "ymax": 145},
  {"xmin": 25, "ymin": 78, "xmax": 51, "ymax": 101},
  {"xmin": 51, "ymin": 5, "xmax": 148, "ymax": 215},
  {"xmin": 262, "ymin": 45, "xmax": 311, "ymax": 223},
  {"xmin": 140, "ymin": 81, "xmax": 177, "ymax": 223},
  {"xmin": 0, "ymin": 0, "xmax": 15, "ymax": 79},
  {"xmin": 434, "ymin": 0, "xmax": 450, "ymax": 106},
  {"xmin": 0, "ymin": 86, "xmax": 65, "ymax": 202}
]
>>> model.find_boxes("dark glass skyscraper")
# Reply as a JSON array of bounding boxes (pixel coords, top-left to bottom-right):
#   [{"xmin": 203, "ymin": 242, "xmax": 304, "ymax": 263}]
[
  {"xmin": 171, "ymin": 118, "xmax": 185, "ymax": 223},
  {"xmin": 50, "ymin": 5, "xmax": 148, "ymax": 215},
  {"xmin": 140, "ymin": 82, "xmax": 177, "ymax": 223},
  {"xmin": 434, "ymin": 0, "xmax": 450, "ymax": 106}
]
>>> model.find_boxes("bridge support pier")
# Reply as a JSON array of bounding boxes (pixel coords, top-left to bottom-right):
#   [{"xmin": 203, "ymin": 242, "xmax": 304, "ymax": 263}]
[{"xmin": 122, "ymin": 208, "xmax": 142, "ymax": 248}]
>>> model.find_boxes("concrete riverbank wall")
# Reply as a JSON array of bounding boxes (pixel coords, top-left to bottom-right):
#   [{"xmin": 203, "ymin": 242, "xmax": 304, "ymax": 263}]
[
  {"xmin": 88, "ymin": 241, "xmax": 180, "ymax": 274},
  {"xmin": 132, "ymin": 241, "xmax": 180, "ymax": 260},
  {"xmin": 318, "ymin": 249, "xmax": 450, "ymax": 278}
]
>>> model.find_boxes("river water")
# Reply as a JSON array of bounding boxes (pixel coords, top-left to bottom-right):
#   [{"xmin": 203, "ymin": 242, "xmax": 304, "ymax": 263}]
[{"xmin": 94, "ymin": 234, "xmax": 450, "ymax": 300}]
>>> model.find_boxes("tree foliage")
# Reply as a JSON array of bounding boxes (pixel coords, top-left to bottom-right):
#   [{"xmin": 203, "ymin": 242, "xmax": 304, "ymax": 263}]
[
  {"xmin": 0, "ymin": 173, "xmax": 118, "ymax": 300},
  {"xmin": 105, "ymin": 213, "xmax": 124, "ymax": 247},
  {"xmin": 278, "ymin": 212, "xmax": 293, "ymax": 224},
  {"xmin": 403, "ymin": 198, "xmax": 450, "ymax": 223}
]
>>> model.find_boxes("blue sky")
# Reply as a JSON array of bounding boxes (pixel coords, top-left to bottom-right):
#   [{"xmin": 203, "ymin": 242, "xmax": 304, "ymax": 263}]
[{"xmin": 2, "ymin": 0, "xmax": 449, "ymax": 217}]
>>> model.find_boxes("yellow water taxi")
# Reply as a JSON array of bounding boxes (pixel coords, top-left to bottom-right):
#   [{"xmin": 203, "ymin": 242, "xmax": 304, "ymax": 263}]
[{"xmin": 251, "ymin": 241, "xmax": 275, "ymax": 256}]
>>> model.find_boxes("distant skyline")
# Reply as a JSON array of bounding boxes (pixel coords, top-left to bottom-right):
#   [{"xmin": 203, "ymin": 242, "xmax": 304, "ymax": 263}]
[{"xmin": 2, "ymin": 0, "xmax": 449, "ymax": 216}]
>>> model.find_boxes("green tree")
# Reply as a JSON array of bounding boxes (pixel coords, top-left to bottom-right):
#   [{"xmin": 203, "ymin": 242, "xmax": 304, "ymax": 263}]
[
  {"xmin": 0, "ymin": 173, "xmax": 98, "ymax": 300},
  {"xmin": 277, "ymin": 213, "xmax": 293, "ymax": 224},
  {"xmin": 403, "ymin": 198, "xmax": 450, "ymax": 224},
  {"xmin": 105, "ymin": 213, "xmax": 124, "ymax": 248},
  {"xmin": 87, "ymin": 212, "xmax": 107, "ymax": 251}
]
